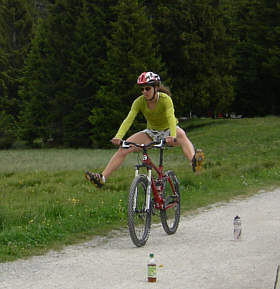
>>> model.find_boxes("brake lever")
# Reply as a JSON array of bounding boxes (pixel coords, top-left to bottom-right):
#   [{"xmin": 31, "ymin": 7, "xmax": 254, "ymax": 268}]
[
  {"xmin": 153, "ymin": 139, "xmax": 165, "ymax": 148},
  {"xmin": 121, "ymin": 140, "xmax": 131, "ymax": 149}
]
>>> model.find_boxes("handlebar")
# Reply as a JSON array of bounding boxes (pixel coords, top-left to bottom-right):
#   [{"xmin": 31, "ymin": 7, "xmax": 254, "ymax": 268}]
[{"xmin": 120, "ymin": 138, "xmax": 176, "ymax": 149}]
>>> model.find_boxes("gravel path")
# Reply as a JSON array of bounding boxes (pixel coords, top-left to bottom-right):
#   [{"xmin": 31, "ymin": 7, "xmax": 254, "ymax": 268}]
[{"xmin": 1, "ymin": 188, "xmax": 280, "ymax": 289}]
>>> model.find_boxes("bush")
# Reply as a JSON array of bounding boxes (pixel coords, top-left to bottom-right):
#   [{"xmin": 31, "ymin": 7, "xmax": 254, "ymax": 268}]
[{"xmin": 0, "ymin": 111, "xmax": 16, "ymax": 149}]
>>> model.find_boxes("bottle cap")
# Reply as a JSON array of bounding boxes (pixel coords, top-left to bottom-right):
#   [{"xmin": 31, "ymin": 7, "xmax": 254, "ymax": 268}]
[{"xmin": 149, "ymin": 253, "xmax": 154, "ymax": 258}]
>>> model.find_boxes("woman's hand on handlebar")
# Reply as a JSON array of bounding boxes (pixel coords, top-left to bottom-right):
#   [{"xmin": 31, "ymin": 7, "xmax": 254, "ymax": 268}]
[
  {"xmin": 165, "ymin": 136, "xmax": 176, "ymax": 145},
  {"xmin": 111, "ymin": 138, "xmax": 122, "ymax": 146}
]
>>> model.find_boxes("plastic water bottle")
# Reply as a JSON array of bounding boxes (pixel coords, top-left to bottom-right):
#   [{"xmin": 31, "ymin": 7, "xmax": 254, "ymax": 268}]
[
  {"xmin": 147, "ymin": 253, "xmax": 157, "ymax": 282},
  {"xmin": 233, "ymin": 216, "xmax": 242, "ymax": 240}
]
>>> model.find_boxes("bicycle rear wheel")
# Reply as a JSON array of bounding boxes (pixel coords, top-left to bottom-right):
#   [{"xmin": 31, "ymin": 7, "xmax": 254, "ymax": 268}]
[
  {"xmin": 160, "ymin": 171, "xmax": 180, "ymax": 235},
  {"xmin": 127, "ymin": 174, "xmax": 151, "ymax": 247}
]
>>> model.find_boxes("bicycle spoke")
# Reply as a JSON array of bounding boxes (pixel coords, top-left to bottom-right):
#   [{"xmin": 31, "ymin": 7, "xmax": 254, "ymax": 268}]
[
  {"xmin": 125, "ymin": 140, "xmax": 180, "ymax": 245},
  {"xmin": 160, "ymin": 171, "xmax": 180, "ymax": 235},
  {"xmin": 127, "ymin": 175, "xmax": 151, "ymax": 247}
]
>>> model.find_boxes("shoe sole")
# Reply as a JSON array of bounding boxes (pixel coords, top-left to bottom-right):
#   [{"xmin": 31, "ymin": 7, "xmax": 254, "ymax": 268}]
[
  {"xmin": 193, "ymin": 150, "xmax": 204, "ymax": 172},
  {"xmin": 85, "ymin": 171, "xmax": 103, "ymax": 188}
]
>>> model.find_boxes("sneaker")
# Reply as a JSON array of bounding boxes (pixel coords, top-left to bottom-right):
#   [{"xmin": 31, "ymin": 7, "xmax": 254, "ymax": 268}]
[
  {"xmin": 85, "ymin": 171, "xmax": 105, "ymax": 188},
  {"xmin": 192, "ymin": 149, "xmax": 204, "ymax": 172}
]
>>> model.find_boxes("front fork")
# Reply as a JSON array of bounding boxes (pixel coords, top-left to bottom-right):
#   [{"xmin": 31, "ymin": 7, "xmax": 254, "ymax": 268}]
[{"xmin": 134, "ymin": 168, "xmax": 152, "ymax": 212}]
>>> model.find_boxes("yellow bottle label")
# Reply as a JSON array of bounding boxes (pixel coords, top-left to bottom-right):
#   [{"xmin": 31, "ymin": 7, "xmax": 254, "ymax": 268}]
[{"xmin": 148, "ymin": 264, "xmax": 156, "ymax": 278}]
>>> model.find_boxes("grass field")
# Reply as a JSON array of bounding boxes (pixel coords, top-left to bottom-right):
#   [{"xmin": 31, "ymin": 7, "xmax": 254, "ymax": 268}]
[{"xmin": 1, "ymin": 116, "xmax": 280, "ymax": 262}]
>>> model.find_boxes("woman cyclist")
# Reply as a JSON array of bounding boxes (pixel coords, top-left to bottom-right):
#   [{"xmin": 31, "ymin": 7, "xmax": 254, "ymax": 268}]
[{"xmin": 85, "ymin": 71, "xmax": 204, "ymax": 188}]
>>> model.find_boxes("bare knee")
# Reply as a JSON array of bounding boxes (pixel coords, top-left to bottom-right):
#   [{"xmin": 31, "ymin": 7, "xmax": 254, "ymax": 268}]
[
  {"xmin": 175, "ymin": 127, "xmax": 188, "ymax": 144},
  {"xmin": 176, "ymin": 127, "xmax": 195, "ymax": 158},
  {"xmin": 116, "ymin": 147, "xmax": 134, "ymax": 157}
]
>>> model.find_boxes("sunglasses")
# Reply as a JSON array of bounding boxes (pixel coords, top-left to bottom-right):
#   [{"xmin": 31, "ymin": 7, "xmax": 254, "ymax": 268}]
[{"xmin": 141, "ymin": 86, "xmax": 152, "ymax": 92}]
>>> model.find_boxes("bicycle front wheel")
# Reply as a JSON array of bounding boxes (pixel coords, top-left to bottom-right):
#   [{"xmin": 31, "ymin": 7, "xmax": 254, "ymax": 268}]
[
  {"xmin": 127, "ymin": 174, "xmax": 151, "ymax": 247},
  {"xmin": 160, "ymin": 171, "xmax": 180, "ymax": 235}
]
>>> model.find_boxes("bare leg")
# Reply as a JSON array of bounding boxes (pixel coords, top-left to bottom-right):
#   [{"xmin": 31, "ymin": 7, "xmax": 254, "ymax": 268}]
[
  {"xmin": 102, "ymin": 132, "xmax": 152, "ymax": 178},
  {"xmin": 175, "ymin": 127, "xmax": 195, "ymax": 161}
]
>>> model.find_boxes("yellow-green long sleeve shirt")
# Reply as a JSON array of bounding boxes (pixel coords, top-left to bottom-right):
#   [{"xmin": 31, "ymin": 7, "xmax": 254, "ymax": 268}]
[{"xmin": 114, "ymin": 92, "xmax": 178, "ymax": 139}]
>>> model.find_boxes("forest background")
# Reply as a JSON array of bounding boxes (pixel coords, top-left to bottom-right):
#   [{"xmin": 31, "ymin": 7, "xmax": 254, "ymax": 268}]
[{"xmin": 0, "ymin": 0, "xmax": 279, "ymax": 148}]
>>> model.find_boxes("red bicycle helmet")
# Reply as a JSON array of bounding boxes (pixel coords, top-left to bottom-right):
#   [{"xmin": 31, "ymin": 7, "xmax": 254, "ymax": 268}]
[{"xmin": 137, "ymin": 72, "xmax": 161, "ymax": 86}]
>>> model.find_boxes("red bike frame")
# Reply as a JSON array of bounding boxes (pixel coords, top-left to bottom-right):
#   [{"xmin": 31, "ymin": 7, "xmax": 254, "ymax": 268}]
[{"xmin": 123, "ymin": 140, "xmax": 176, "ymax": 210}]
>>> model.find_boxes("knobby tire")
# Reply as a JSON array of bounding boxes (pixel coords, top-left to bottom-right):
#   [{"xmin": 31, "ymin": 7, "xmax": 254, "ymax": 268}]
[
  {"xmin": 160, "ymin": 170, "xmax": 180, "ymax": 234},
  {"xmin": 127, "ymin": 174, "xmax": 151, "ymax": 247}
]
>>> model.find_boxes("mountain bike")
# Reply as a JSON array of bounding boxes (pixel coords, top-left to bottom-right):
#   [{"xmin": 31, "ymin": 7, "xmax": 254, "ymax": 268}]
[{"xmin": 121, "ymin": 139, "xmax": 180, "ymax": 247}]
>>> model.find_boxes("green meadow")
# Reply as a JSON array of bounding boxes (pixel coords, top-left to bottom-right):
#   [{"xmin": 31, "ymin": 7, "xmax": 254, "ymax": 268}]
[{"xmin": 1, "ymin": 116, "xmax": 280, "ymax": 262}]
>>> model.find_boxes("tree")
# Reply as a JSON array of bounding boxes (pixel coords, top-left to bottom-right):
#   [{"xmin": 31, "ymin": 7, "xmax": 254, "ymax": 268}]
[
  {"xmin": 0, "ymin": 110, "xmax": 16, "ymax": 149},
  {"xmin": 232, "ymin": 0, "xmax": 280, "ymax": 115},
  {"xmin": 18, "ymin": 19, "xmax": 53, "ymax": 144},
  {"xmin": 62, "ymin": 1, "xmax": 108, "ymax": 146},
  {"xmin": 89, "ymin": 0, "xmax": 165, "ymax": 147},
  {"xmin": 256, "ymin": 0, "xmax": 280, "ymax": 114},
  {"xmin": 0, "ymin": 7, "xmax": 8, "ymax": 100},
  {"xmin": 19, "ymin": 0, "xmax": 108, "ymax": 146},
  {"xmin": 0, "ymin": 0, "xmax": 33, "ymax": 118},
  {"xmin": 145, "ymin": 0, "xmax": 235, "ymax": 117}
]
